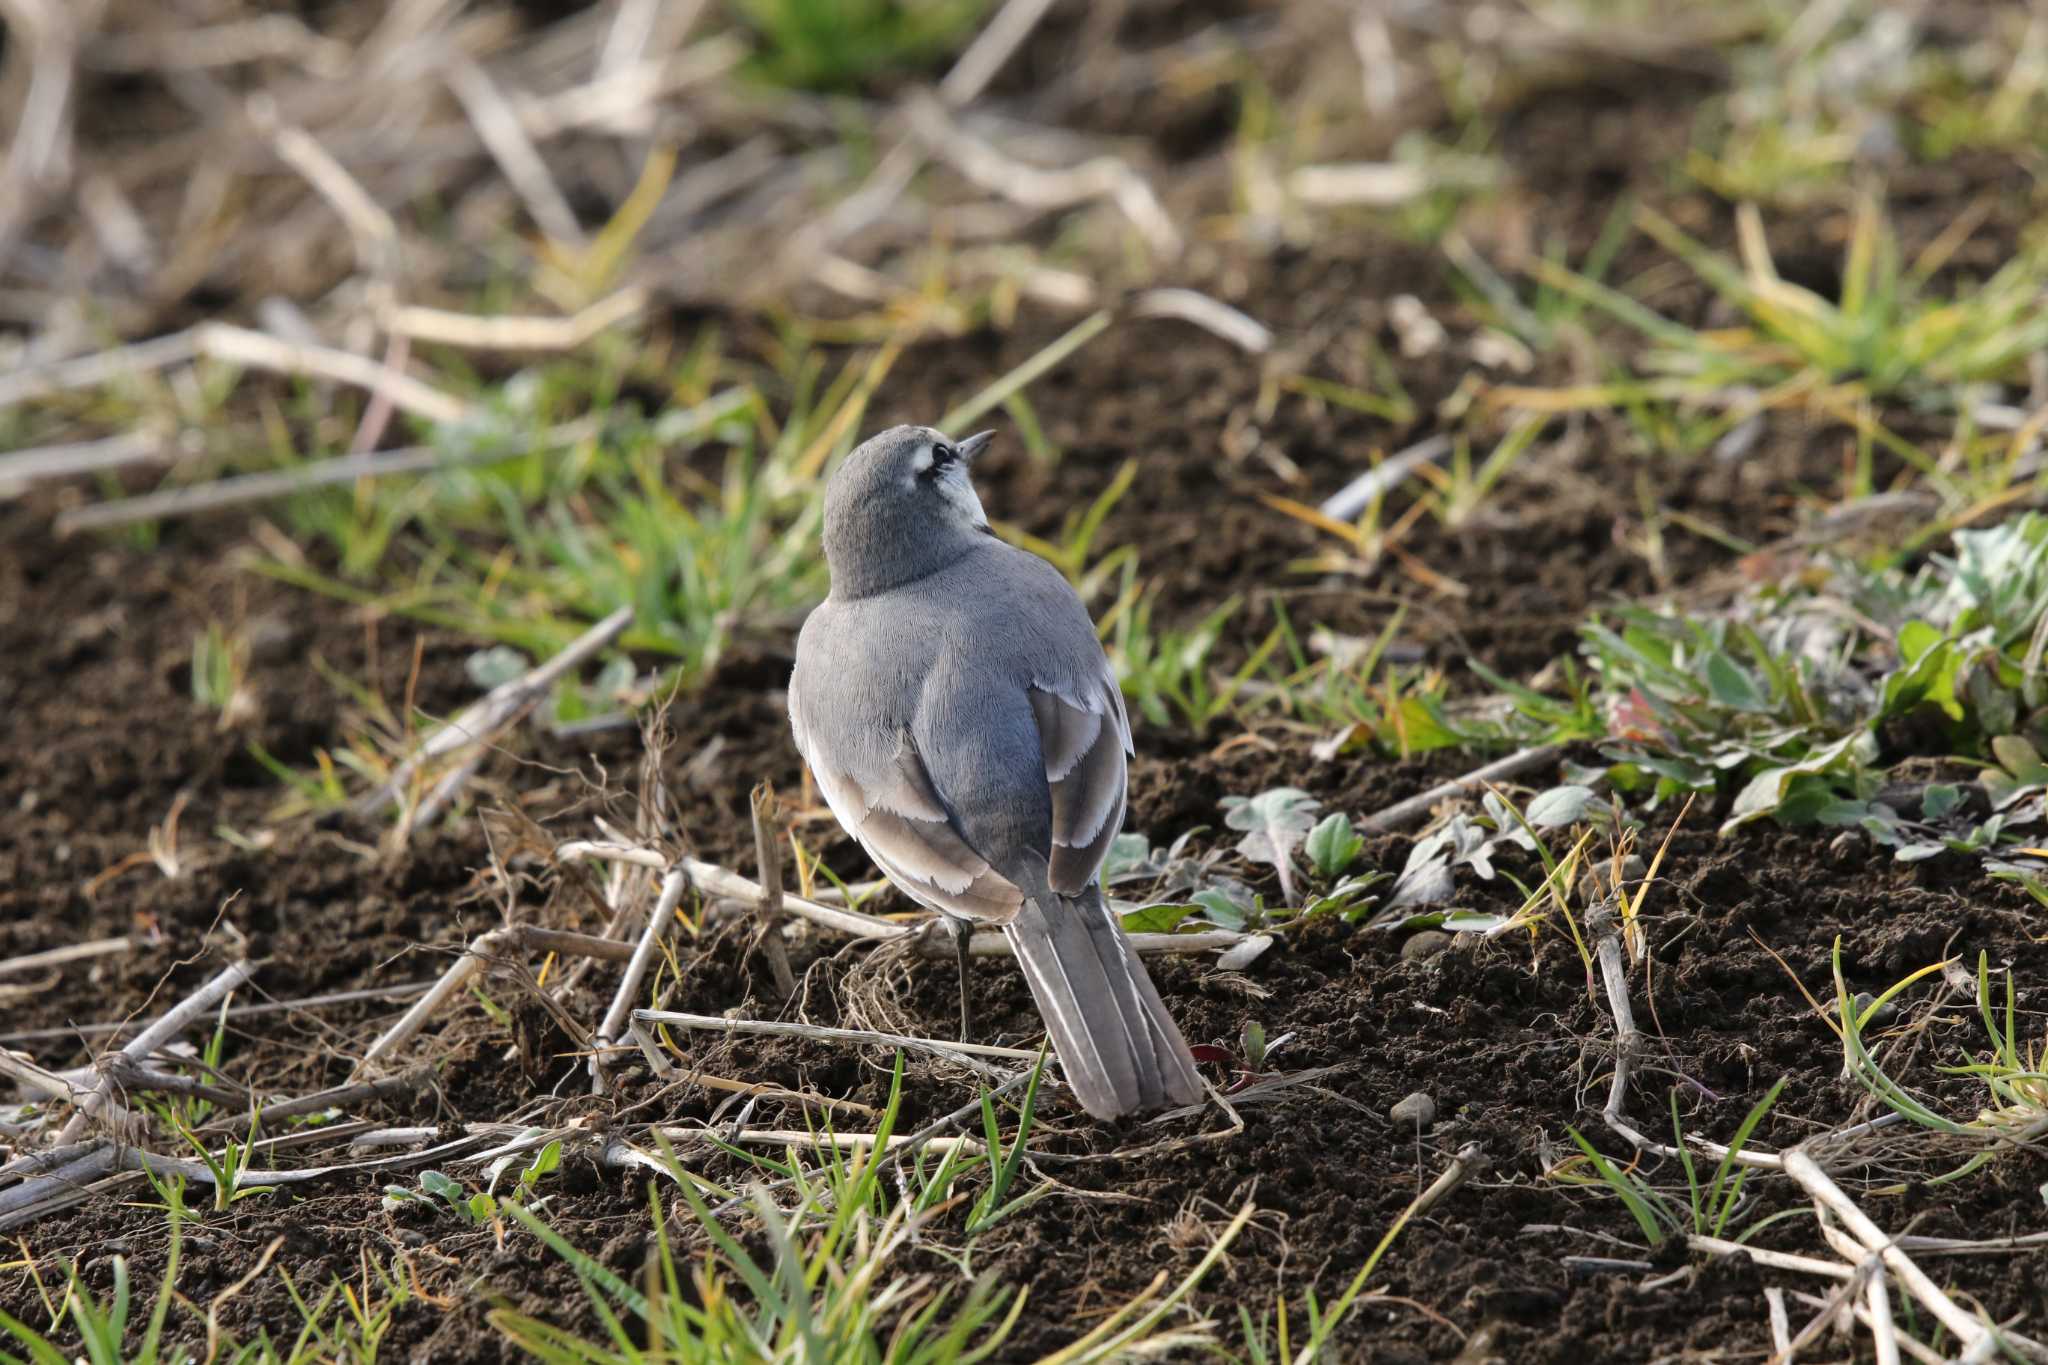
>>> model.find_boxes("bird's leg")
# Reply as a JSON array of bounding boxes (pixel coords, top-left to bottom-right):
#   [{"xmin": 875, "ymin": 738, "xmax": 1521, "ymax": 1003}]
[{"xmin": 951, "ymin": 915, "xmax": 974, "ymax": 1042}]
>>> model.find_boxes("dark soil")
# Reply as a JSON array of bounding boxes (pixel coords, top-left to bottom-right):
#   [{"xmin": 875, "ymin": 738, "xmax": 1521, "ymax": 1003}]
[{"xmin": 7, "ymin": 8, "xmax": 2048, "ymax": 1364}]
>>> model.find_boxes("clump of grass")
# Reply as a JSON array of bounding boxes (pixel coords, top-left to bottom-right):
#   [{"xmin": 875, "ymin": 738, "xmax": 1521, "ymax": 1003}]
[
  {"xmin": 1550, "ymin": 1076, "xmax": 1787, "ymax": 1250},
  {"xmin": 488, "ymin": 1055, "xmax": 1248, "ymax": 1361},
  {"xmin": 1, "ymin": 1171, "xmax": 415, "ymax": 1364},
  {"xmin": 1510, "ymin": 196, "xmax": 2048, "ymax": 490},
  {"xmin": 190, "ymin": 622, "xmax": 255, "ymax": 728},
  {"xmin": 730, "ymin": 0, "xmax": 992, "ymax": 92}
]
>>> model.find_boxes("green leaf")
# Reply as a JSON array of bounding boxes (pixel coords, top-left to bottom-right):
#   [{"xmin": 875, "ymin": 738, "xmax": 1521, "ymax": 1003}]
[
  {"xmin": 1304, "ymin": 812, "xmax": 1363, "ymax": 877},
  {"xmin": 1525, "ymin": 785, "xmax": 1599, "ymax": 829},
  {"xmin": 1898, "ymin": 619, "xmax": 1943, "ymax": 664},
  {"xmin": 1119, "ymin": 902, "xmax": 1198, "ymax": 934},
  {"xmin": 1703, "ymin": 652, "xmax": 1767, "ymax": 712},
  {"xmin": 1992, "ymin": 735, "xmax": 2048, "ymax": 782},
  {"xmin": 1920, "ymin": 784, "xmax": 1963, "ymax": 819},
  {"xmin": 1191, "ymin": 888, "xmax": 1249, "ymax": 930},
  {"xmin": 1100, "ymin": 832, "xmax": 1154, "ymax": 880},
  {"xmin": 420, "ymin": 1170, "xmax": 463, "ymax": 1203},
  {"xmin": 466, "ymin": 644, "xmax": 531, "ymax": 690}
]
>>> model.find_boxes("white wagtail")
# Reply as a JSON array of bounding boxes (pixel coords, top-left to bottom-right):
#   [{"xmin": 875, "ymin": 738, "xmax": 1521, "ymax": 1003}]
[{"xmin": 788, "ymin": 425, "xmax": 1205, "ymax": 1120}]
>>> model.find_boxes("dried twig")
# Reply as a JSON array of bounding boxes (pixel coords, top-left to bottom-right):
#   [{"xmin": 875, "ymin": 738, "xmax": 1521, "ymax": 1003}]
[
  {"xmin": 631, "ymin": 1008, "xmax": 1031, "ymax": 1083},
  {"xmin": 749, "ymin": 783, "xmax": 798, "ymax": 999},
  {"xmin": 1360, "ymin": 744, "xmax": 1564, "ymax": 832},
  {"xmin": 57, "ymin": 959, "xmax": 255, "ymax": 1143},
  {"xmin": 591, "ymin": 869, "xmax": 688, "ymax": 1093},
  {"xmin": 1320, "ymin": 434, "xmax": 1453, "ymax": 521},
  {"xmin": 358, "ymin": 924, "xmax": 633, "ymax": 1071},
  {"xmin": 357, "ymin": 604, "xmax": 634, "ymax": 819},
  {"xmin": 0, "ymin": 935, "xmax": 134, "ymax": 978},
  {"xmin": 907, "ymin": 95, "xmax": 1181, "ymax": 258},
  {"xmin": 1132, "ymin": 289, "xmax": 1273, "ymax": 355},
  {"xmin": 1782, "ymin": 1149, "xmax": 2031, "ymax": 1359}
]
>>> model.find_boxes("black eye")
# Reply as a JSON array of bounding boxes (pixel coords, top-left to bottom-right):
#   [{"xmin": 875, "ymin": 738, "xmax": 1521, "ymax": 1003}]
[{"xmin": 920, "ymin": 444, "xmax": 956, "ymax": 479}]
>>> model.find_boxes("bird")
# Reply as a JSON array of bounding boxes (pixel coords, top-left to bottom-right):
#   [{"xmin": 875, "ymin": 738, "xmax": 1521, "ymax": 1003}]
[{"xmin": 787, "ymin": 423, "xmax": 1206, "ymax": 1121}]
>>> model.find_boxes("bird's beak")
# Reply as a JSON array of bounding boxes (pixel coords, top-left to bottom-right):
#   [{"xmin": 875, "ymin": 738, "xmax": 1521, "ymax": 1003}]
[{"xmin": 955, "ymin": 430, "xmax": 996, "ymax": 464}]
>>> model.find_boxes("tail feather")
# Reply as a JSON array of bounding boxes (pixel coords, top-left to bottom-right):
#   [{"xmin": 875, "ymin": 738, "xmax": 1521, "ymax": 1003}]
[{"xmin": 1003, "ymin": 890, "xmax": 1205, "ymax": 1120}]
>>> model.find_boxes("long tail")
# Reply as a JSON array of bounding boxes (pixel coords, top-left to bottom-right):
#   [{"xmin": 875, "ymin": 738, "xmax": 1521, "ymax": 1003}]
[{"xmin": 1002, "ymin": 888, "xmax": 1205, "ymax": 1120}]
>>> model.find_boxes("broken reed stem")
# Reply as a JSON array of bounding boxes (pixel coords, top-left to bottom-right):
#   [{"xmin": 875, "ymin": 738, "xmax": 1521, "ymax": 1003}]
[
  {"xmin": 1131, "ymin": 289, "xmax": 1272, "ymax": 354},
  {"xmin": 357, "ymin": 604, "xmax": 634, "ymax": 818},
  {"xmin": 196, "ymin": 322, "xmax": 462, "ymax": 423},
  {"xmin": 653, "ymin": 1127, "xmax": 988, "ymax": 1157},
  {"xmin": 591, "ymin": 868, "xmax": 688, "ymax": 1093},
  {"xmin": 58, "ymin": 414, "xmax": 605, "ymax": 534},
  {"xmin": 1764, "ymin": 1286, "xmax": 1793, "ymax": 1357},
  {"xmin": 1781, "ymin": 1148, "xmax": 2007, "ymax": 1357},
  {"xmin": 359, "ymin": 925, "xmax": 635, "ymax": 1072},
  {"xmin": 0, "ymin": 934, "xmax": 134, "ymax": 977},
  {"xmin": 1361, "ymin": 744, "xmax": 1564, "ymax": 834},
  {"xmin": 631, "ymin": 1007, "xmax": 1032, "ymax": 1082},
  {"xmin": 0, "ymin": 980, "xmax": 437, "ymax": 1046},
  {"xmin": 565, "ymin": 842, "xmax": 1253, "ymax": 958},
  {"xmin": 57, "ymin": 958, "xmax": 256, "ymax": 1142},
  {"xmin": 749, "ymin": 782, "xmax": 797, "ymax": 1000}
]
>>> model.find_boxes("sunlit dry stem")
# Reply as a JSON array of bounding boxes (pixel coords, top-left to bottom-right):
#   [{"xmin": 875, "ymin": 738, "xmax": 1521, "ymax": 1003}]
[{"xmin": 591, "ymin": 869, "xmax": 689, "ymax": 1093}]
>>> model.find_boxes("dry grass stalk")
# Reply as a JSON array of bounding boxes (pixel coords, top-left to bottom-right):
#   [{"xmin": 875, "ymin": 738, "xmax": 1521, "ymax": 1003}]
[
  {"xmin": 358, "ymin": 603, "xmax": 634, "ymax": 820},
  {"xmin": 907, "ymin": 95, "xmax": 1182, "ymax": 259},
  {"xmin": 591, "ymin": 868, "xmax": 689, "ymax": 1093},
  {"xmin": 56, "ymin": 414, "xmax": 605, "ymax": 534},
  {"xmin": 1320, "ymin": 434, "xmax": 1453, "ymax": 521},
  {"xmin": 1782, "ymin": 1149, "xmax": 2025, "ymax": 1358},
  {"xmin": 446, "ymin": 57, "xmax": 586, "ymax": 248},
  {"xmin": 749, "ymin": 782, "xmax": 798, "ymax": 999},
  {"xmin": 1131, "ymin": 289, "xmax": 1273, "ymax": 355},
  {"xmin": 0, "ymin": 429, "xmax": 168, "ymax": 497},
  {"xmin": 56, "ymin": 958, "xmax": 256, "ymax": 1144},
  {"xmin": 358, "ymin": 922, "xmax": 635, "ymax": 1072},
  {"xmin": 197, "ymin": 322, "xmax": 466, "ymax": 424},
  {"xmin": 1360, "ymin": 744, "xmax": 1565, "ymax": 834},
  {"xmin": 0, "ymin": 979, "xmax": 437, "ymax": 1047},
  {"xmin": 632, "ymin": 1007, "xmax": 1033, "ymax": 1085},
  {"xmin": 0, "ymin": 935, "xmax": 134, "ymax": 978},
  {"xmin": 382, "ymin": 286, "xmax": 646, "ymax": 350}
]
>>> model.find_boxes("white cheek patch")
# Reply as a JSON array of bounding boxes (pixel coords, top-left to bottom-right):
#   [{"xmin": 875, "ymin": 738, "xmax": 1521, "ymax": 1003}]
[
  {"xmin": 907, "ymin": 443, "xmax": 936, "ymax": 484},
  {"xmin": 937, "ymin": 467, "xmax": 988, "ymax": 527}
]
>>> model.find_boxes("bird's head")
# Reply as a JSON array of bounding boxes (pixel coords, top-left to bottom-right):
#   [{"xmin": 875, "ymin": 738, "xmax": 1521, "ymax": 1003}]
[{"xmin": 822, "ymin": 425, "xmax": 996, "ymax": 597}]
